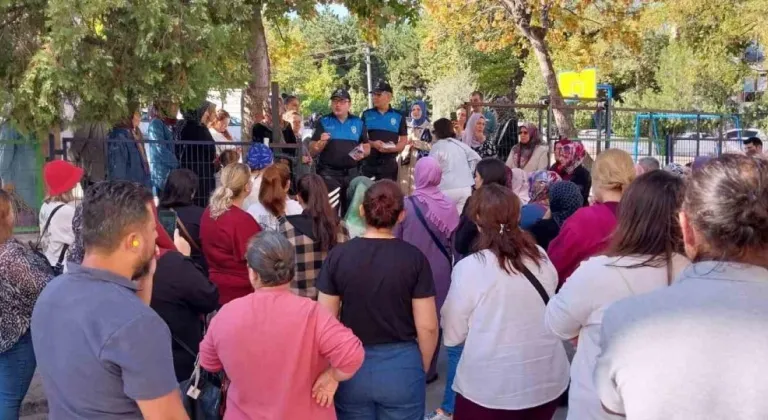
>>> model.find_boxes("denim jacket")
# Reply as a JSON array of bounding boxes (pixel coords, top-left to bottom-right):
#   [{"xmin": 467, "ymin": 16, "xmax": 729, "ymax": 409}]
[
  {"xmin": 107, "ymin": 128, "xmax": 151, "ymax": 188},
  {"xmin": 146, "ymin": 118, "xmax": 179, "ymax": 193}
]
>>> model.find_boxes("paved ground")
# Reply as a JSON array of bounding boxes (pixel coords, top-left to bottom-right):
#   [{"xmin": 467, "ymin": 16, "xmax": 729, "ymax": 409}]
[{"xmin": 21, "ymin": 346, "xmax": 567, "ymax": 419}]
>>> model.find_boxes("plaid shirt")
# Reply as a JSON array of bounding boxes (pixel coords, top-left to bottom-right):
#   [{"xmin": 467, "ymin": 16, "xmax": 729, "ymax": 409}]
[{"xmin": 278, "ymin": 216, "xmax": 349, "ymax": 300}]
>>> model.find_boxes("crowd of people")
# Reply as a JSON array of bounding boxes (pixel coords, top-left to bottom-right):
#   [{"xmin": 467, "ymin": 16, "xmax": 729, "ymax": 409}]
[{"xmin": 2, "ymin": 83, "xmax": 768, "ymax": 420}]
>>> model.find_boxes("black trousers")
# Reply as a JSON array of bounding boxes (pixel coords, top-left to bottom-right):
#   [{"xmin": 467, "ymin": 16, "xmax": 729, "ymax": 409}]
[
  {"xmin": 361, "ymin": 158, "xmax": 398, "ymax": 181},
  {"xmin": 317, "ymin": 165, "xmax": 360, "ymax": 216}
]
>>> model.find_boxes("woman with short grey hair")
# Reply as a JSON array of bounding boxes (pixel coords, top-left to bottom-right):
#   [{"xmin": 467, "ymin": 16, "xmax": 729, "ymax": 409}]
[{"xmin": 199, "ymin": 231, "xmax": 365, "ymax": 419}]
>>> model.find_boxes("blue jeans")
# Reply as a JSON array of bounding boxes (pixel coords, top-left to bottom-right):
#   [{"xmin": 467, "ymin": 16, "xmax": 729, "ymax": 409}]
[
  {"xmin": 440, "ymin": 344, "xmax": 464, "ymax": 415},
  {"xmin": 336, "ymin": 341, "xmax": 425, "ymax": 420},
  {"xmin": 0, "ymin": 331, "xmax": 36, "ymax": 420}
]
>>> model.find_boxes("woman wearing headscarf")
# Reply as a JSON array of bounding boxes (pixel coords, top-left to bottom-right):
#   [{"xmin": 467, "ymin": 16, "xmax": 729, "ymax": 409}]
[
  {"xmin": 462, "ymin": 114, "xmax": 496, "ymax": 158},
  {"xmin": 394, "ymin": 157, "xmax": 460, "ymax": 382},
  {"xmin": 664, "ymin": 162, "xmax": 686, "ymax": 177},
  {"xmin": 520, "ymin": 170, "xmax": 562, "ymax": 230},
  {"xmin": 399, "ymin": 101, "xmax": 433, "ymax": 195},
  {"xmin": 343, "ymin": 176, "xmax": 374, "ymax": 239},
  {"xmin": 551, "ymin": 138, "xmax": 590, "ymax": 205},
  {"xmin": 506, "ymin": 122, "xmax": 549, "ymax": 173},
  {"xmin": 177, "ymin": 101, "xmax": 218, "ymax": 207},
  {"xmin": 528, "ymin": 181, "xmax": 584, "ymax": 249}
]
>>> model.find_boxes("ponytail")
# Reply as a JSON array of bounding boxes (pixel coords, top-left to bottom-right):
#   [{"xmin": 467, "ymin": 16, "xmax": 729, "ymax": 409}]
[
  {"xmin": 209, "ymin": 163, "xmax": 250, "ymax": 219},
  {"xmin": 259, "ymin": 163, "xmax": 290, "ymax": 217},
  {"xmin": 209, "ymin": 186, "xmax": 234, "ymax": 219}
]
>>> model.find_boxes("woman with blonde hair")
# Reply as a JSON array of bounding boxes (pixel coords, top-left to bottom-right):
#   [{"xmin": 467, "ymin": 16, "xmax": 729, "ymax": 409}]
[
  {"xmin": 246, "ymin": 163, "xmax": 302, "ymax": 231},
  {"xmin": 201, "ymin": 163, "xmax": 262, "ymax": 305},
  {"xmin": 547, "ymin": 148, "xmax": 636, "ymax": 285},
  {"xmin": 209, "ymin": 109, "xmax": 239, "ymax": 156}
]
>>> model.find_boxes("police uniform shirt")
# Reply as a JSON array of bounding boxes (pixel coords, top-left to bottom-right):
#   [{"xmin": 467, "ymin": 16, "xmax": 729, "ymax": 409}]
[
  {"xmin": 361, "ymin": 107, "xmax": 407, "ymax": 163},
  {"xmin": 312, "ymin": 113, "xmax": 368, "ymax": 169}
]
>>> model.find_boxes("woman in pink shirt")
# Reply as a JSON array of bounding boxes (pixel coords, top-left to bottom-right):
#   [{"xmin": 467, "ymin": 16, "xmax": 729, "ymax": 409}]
[
  {"xmin": 547, "ymin": 149, "xmax": 636, "ymax": 285},
  {"xmin": 199, "ymin": 231, "xmax": 364, "ymax": 419}
]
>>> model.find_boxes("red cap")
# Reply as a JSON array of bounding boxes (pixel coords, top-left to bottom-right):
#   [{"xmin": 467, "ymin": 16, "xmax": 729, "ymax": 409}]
[{"xmin": 43, "ymin": 160, "xmax": 84, "ymax": 196}]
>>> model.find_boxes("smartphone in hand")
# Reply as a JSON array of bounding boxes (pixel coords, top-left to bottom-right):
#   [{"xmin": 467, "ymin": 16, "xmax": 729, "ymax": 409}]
[
  {"xmin": 450, "ymin": 111, "xmax": 457, "ymax": 121},
  {"xmin": 158, "ymin": 210, "xmax": 176, "ymax": 238}
]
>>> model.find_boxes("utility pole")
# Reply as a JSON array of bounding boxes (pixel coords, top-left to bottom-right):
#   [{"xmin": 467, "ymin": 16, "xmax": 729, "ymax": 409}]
[{"xmin": 364, "ymin": 44, "xmax": 373, "ymax": 109}]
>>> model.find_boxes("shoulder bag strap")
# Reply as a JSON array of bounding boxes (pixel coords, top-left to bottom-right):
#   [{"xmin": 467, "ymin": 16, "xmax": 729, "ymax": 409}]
[
  {"xmin": 35, "ymin": 204, "xmax": 66, "ymax": 250},
  {"xmin": 408, "ymin": 197, "xmax": 452, "ymax": 265},
  {"xmin": 172, "ymin": 335, "xmax": 198, "ymax": 359},
  {"xmin": 521, "ymin": 265, "xmax": 550, "ymax": 304},
  {"xmin": 173, "ymin": 210, "xmax": 201, "ymax": 252}
]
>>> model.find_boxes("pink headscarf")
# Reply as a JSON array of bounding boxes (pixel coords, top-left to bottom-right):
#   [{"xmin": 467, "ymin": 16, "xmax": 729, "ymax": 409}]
[{"xmin": 412, "ymin": 157, "xmax": 460, "ymax": 235}]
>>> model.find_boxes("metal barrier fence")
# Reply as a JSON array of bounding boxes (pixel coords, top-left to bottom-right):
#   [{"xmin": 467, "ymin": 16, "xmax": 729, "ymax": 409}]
[
  {"xmin": 1, "ymin": 139, "xmax": 46, "ymax": 233},
  {"xmin": 50, "ymin": 137, "xmax": 308, "ymax": 207},
  {"xmin": 479, "ymin": 101, "xmax": 747, "ymax": 167}
]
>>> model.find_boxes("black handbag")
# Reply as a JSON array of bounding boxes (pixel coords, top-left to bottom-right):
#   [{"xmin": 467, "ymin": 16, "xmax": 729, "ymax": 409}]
[
  {"xmin": 176, "ymin": 336, "xmax": 225, "ymax": 420},
  {"xmin": 30, "ymin": 204, "xmax": 68, "ymax": 276}
]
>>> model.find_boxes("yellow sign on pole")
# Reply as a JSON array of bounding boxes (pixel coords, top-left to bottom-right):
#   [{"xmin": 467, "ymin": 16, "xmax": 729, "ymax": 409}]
[{"xmin": 558, "ymin": 69, "xmax": 597, "ymax": 99}]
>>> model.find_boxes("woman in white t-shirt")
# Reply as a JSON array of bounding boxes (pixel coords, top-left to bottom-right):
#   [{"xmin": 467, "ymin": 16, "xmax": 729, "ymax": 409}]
[
  {"xmin": 544, "ymin": 170, "xmax": 690, "ymax": 420},
  {"xmin": 38, "ymin": 161, "xmax": 83, "ymax": 268},
  {"xmin": 246, "ymin": 163, "xmax": 301, "ymax": 230},
  {"xmin": 441, "ymin": 184, "xmax": 569, "ymax": 420},
  {"xmin": 428, "ymin": 118, "xmax": 481, "ymax": 212}
]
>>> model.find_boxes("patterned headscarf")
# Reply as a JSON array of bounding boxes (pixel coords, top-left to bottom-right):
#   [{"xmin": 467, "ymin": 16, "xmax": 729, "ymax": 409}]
[
  {"xmin": 549, "ymin": 181, "xmax": 583, "ymax": 227},
  {"xmin": 509, "ymin": 122, "xmax": 542, "ymax": 169},
  {"xmin": 528, "ymin": 170, "xmax": 562, "ymax": 204},
  {"xmin": 246, "ymin": 143, "xmax": 274, "ymax": 170},
  {"xmin": 664, "ymin": 162, "xmax": 686, "ymax": 176},
  {"xmin": 553, "ymin": 138, "xmax": 586, "ymax": 179}
]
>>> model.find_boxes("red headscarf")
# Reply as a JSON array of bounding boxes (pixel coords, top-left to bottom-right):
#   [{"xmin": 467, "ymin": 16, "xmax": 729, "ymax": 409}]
[{"xmin": 152, "ymin": 204, "xmax": 177, "ymax": 258}]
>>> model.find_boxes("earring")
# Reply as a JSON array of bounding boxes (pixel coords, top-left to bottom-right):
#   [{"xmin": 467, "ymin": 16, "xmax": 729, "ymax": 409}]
[{"xmin": 132, "ymin": 240, "xmax": 140, "ymax": 247}]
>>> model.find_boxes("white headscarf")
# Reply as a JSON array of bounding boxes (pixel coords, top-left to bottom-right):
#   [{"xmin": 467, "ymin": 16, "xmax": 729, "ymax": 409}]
[{"xmin": 461, "ymin": 113, "xmax": 485, "ymax": 148}]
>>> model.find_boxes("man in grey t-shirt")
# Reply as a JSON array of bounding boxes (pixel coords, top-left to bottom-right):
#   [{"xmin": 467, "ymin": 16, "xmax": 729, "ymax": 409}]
[
  {"xmin": 32, "ymin": 181, "xmax": 187, "ymax": 419},
  {"xmin": 594, "ymin": 154, "xmax": 768, "ymax": 420}
]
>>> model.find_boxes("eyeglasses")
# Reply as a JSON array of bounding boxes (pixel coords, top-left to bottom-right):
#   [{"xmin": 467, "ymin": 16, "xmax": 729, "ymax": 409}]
[{"xmin": 332, "ymin": 99, "xmax": 350, "ymax": 105}]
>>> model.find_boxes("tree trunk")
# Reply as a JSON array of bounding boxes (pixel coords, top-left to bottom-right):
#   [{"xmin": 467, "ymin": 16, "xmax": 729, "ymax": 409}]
[
  {"xmin": 506, "ymin": 49, "xmax": 528, "ymax": 103},
  {"xmin": 242, "ymin": 2, "xmax": 270, "ymax": 140},
  {"xmin": 527, "ymin": 33, "xmax": 576, "ymax": 139}
]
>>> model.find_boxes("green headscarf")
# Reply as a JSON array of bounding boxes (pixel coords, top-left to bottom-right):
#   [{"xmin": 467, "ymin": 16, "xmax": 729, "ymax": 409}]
[{"xmin": 344, "ymin": 176, "xmax": 374, "ymax": 238}]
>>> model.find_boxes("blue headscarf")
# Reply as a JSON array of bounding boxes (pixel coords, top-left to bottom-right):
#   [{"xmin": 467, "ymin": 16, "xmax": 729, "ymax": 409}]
[
  {"xmin": 410, "ymin": 100, "xmax": 428, "ymax": 127},
  {"xmin": 246, "ymin": 143, "xmax": 273, "ymax": 170}
]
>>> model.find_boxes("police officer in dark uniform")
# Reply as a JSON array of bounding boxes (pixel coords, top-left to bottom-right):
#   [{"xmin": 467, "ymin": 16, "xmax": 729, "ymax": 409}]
[
  {"xmin": 361, "ymin": 81, "xmax": 408, "ymax": 181},
  {"xmin": 309, "ymin": 88, "xmax": 369, "ymax": 214}
]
